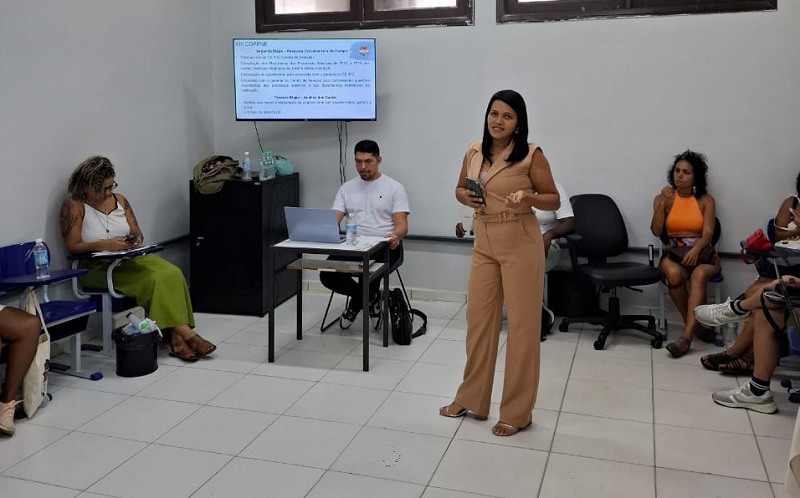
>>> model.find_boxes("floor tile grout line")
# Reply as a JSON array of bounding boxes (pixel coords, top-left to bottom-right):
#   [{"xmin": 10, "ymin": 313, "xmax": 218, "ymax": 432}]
[{"xmin": 535, "ymin": 322, "xmax": 583, "ymax": 498}]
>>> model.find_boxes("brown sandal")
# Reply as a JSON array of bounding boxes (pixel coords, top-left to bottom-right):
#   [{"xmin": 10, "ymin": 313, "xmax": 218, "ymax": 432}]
[
  {"xmin": 491, "ymin": 420, "xmax": 532, "ymax": 437},
  {"xmin": 169, "ymin": 337, "xmax": 200, "ymax": 362},
  {"xmin": 439, "ymin": 403, "xmax": 488, "ymax": 421},
  {"xmin": 718, "ymin": 357, "xmax": 755, "ymax": 376},
  {"xmin": 666, "ymin": 337, "xmax": 692, "ymax": 358},
  {"xmin": 700, "ymin": 350, "xmax": 734, "ymax": 371},
  {"xmin": 185, "ymin": 334, "xmax": 217, "ymax": 357}
]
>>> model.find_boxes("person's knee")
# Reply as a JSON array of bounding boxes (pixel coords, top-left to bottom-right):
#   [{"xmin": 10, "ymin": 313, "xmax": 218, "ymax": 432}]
[{"xmin": 660, "ymin": 267, "xmax": 684, "ymax": 286}]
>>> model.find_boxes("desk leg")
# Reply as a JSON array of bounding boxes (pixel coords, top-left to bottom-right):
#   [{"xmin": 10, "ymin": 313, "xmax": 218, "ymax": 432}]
[
  {"xmin": 267, "ymin": 249, "xmax": 275, "ymax": 363},
  {"xmin": 362, "ymin": 253, "xmax": 370, "ymax": 372},
  {"xmin": 383, "ymin": 244, "xmax": 390, "ymax": 347},
  {"xmin": 296, "ymin": 257, "xmax": 303, "ymax": 340}
]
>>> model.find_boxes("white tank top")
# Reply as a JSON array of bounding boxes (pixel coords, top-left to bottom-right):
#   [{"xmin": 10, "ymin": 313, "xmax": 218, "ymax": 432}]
[{"xmin": 82, "ymin": 197, "xmax": 130, "ymax": 242}]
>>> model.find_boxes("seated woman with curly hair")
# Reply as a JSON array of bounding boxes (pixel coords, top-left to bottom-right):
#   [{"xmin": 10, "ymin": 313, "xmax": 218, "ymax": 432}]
[
  {"xmin": 60, "ymin": 156, "xmax": 216, "ymax": 362},
  {"xmin": 650, "ymin": 150, "xmax": 721, "ymax": 358}
]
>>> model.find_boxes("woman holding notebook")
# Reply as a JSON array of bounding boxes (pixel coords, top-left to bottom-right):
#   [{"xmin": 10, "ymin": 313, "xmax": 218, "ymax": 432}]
[
  {"xmin": 440, "ymin": 89, "xmax": 559, "ymax": 437},
  {"xmin": 60, "ymin": 156, "xmax": 216, "ymax": 362}
]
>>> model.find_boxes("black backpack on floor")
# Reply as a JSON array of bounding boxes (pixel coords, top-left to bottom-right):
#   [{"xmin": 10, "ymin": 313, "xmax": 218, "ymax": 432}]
[{"xmin": 388, "ymin": 288, "xmax": 427, "ymax": 345}]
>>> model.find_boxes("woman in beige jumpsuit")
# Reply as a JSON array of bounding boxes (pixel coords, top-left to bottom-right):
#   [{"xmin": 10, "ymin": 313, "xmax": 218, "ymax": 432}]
[{"xmin": 440, "ymin": 90, "xmax": 559, "ymax": 436}]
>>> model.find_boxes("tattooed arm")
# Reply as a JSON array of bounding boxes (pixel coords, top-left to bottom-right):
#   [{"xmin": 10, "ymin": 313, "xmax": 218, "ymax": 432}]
[{"xmin": 119, "ymin": 194, "xmax": 144, "ymax": 247}]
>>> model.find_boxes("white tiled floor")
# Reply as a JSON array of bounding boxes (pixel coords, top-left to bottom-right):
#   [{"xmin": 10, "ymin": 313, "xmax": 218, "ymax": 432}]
[{"xmin": 1, "ymin": 292, "xmax": 795, "ymax": 497}]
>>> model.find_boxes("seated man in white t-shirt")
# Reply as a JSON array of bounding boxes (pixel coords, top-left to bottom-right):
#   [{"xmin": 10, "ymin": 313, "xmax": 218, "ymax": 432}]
[{"xmin": 320, "ymin": 140, "xmax": 410, "ymax": 329}]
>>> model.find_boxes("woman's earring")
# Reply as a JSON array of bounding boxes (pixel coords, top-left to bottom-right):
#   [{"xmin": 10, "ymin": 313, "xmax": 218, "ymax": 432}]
[
  {"xmin": 692, "ymin": 185, "xmax": 697, "ymax": 194},
  {"xmin": 514, "ymin": 128, "xmax": 519, "ymax": 135}
]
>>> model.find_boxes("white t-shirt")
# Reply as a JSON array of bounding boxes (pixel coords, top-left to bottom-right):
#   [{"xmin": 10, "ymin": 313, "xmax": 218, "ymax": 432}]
[
  {"xmin": 532, "ymin": 182, "xmax": 573, "ymax": 234},
  {"xmin": 332, "ymin": 174, "xmax": 410, "ymax": 237}
]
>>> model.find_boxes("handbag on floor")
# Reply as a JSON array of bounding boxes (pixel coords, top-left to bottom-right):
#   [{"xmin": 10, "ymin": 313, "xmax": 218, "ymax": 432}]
[{"xmin": 23, "ymin": 291, "xmax": 50, "ymax": 418}]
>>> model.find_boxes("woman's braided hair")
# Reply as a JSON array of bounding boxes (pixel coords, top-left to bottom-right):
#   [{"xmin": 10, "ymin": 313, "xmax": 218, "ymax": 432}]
[{"xmin": 69, "ymin": 156, "xmax": 115, "ymax": 202}]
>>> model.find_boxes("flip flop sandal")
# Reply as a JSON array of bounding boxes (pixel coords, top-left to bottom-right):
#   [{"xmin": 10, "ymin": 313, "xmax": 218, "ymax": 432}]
[
  {"xmin": 439, "ymin": 403, "xmax": 488, "ymax": 420},
  {"xmin": 701, "ymin": 351, "xmax": 734, "ymax": 371},
  {"xmin": 492, "ymin": 421, "xmax": 532, "ymax": 437}
]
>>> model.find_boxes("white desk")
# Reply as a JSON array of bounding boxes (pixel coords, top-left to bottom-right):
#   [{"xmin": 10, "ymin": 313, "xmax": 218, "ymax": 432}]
[{"xmin": 267, "ymin": 237, "xmax": 390, "ymax": 372}]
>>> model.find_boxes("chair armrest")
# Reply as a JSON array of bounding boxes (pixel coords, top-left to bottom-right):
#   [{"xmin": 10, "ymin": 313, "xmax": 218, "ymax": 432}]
[
  {"xmin": 69, "ymin": 245, "xmax": 162, "ymax": 299},
  {"xmin": 0, "ymin": 268, "xmax": 87, "ymax": 289},
  {"xmin": 564, "ymin": 233, "xmax": 583, "ymax": 272}
]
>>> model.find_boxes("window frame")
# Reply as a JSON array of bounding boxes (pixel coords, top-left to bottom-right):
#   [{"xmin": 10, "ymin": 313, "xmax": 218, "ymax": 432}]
[
  {"xmin": 256, "ymin": 0, "xmax": 473, "ymax": 33},
  {"xmin": 496, "ymin": 0, "xmax": 778, "ymax": 24}
]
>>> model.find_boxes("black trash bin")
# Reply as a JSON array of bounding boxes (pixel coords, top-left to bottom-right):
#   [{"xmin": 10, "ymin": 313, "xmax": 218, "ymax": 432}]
[{"xmin": 113, "ymin": 328, "xmax": 158, "ymax": 377}]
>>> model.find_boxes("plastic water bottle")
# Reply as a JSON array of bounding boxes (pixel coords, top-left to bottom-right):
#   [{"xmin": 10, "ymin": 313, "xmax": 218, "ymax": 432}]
[
  {"xmin": 260, "ymin": 151, "xmax": 275, "ymax": 181},
  {"xmin": 346, "ymin": 213, "xmax": 358, "ymax": 245},
  {"xmin": 33, "ymin": 238, "xmax": 50, "ymax": 279},
  {"xmin": 126, "ymin": 312, "xmax": 146, "ymax": 334},
  {"xmin": 241, "ymin": 152, "xmax": 252, "ymax": 181}
]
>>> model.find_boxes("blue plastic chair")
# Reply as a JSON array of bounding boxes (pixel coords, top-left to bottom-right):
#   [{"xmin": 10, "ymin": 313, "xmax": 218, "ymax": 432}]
[{"xmin": 0, "ymin": 241, "xmax": 100, "ymax": 380}]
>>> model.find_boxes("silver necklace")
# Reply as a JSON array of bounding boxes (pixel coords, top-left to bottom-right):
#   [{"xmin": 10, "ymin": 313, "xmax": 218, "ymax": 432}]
[{"xmin": 90, "ymin": 200, "xmax": 111, "ymax": 236}]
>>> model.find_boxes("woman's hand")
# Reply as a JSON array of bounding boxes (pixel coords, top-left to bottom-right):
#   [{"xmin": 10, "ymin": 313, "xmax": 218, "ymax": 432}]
[
  {"xmin": 457, "ymin": 187, "xmax": 484, "ymax": 209},
  {"xmin": 656, "ymin": 186, "xmax": 675, "ymax": 211},
  {"xmin": 455, "ymin": 223, "xmax": 466, "ymax": 238},
  {"xmin": 104, "ymin": 237, "xmax": 133, "ymax": 252},
  {"xmin": 506, "ymin": 190, "xmax": 531, "ymax": 208},
  {"xmin": 681, "ymin": 246, "xmax": 700, "ymax": 267}
]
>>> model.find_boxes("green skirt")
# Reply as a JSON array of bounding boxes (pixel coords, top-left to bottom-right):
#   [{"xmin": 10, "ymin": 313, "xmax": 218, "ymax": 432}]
[{"xmin": 79, "ymin": 254, "xmax": 195, "ymax": 329}]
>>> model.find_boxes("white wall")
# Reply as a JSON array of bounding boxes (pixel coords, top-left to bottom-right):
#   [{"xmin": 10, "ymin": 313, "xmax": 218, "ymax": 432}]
[
  {"xmin": 210, "ymin": 1, "xmax": 800, "ymax": 299},
  {"xmin": 0, "ymin": 0, "xmax": 215, "ymax": 275}
]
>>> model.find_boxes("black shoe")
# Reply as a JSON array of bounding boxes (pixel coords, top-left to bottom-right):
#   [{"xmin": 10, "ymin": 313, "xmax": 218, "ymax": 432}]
[
  {"xmin": 369, "ymin": 295, "xmax": 382, "ymax": 330},
  {"xmin": 340, "ymin": 302, "xmax": 360, "ymax": 329}
]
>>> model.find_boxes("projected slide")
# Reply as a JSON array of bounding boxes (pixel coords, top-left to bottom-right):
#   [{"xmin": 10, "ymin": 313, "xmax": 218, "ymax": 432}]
[{"xmin": 233, "ymin": 38, "xmax": 376, "ymax": 121}]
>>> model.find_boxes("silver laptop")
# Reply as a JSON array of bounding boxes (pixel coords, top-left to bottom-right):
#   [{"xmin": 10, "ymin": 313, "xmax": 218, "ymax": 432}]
[{"xmin": 284, "ymin": 207, "xmax": 345, "ymax": 243}]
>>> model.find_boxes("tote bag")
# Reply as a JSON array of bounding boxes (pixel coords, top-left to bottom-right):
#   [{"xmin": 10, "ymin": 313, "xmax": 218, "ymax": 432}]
[{"xmin": 23, "ymin": 291, "xmax": 50, "ymax": 418}]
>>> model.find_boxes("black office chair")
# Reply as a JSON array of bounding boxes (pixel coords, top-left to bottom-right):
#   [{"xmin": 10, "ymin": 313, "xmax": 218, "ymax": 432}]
[{"xmin": 558, "ymin": 194, "xmax": 665, "ymax": 350}]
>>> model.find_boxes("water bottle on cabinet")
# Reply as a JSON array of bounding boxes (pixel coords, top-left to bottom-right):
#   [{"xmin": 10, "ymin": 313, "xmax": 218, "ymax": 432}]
[
  {"xmin": 241, "ymin": 152, "xmax": 252, "ymax": 181},
  {"xmin": 33, "ymin": 238, "xmax": 50, "ymax": 279},
  {"xmin": 346, "ymin": 213, "xmax": 358, "ymax": 245},
  {"xmin": 259, "ymin": 151, "xmax": 275, "ymax": 181}
]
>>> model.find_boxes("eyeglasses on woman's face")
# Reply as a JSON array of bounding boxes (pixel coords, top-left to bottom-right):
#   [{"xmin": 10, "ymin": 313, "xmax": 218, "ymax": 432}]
[{"xmin": 98, "ymin": 180, "xmax": 118, "ymax": 193}]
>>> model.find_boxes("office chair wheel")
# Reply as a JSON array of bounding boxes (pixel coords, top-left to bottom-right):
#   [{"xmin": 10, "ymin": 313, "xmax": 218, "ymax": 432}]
[
  {"xmin": 651, "ymin": 338, "xmax": 663, "ymax": 349},
  {"xmin": 559, "ymin": 322, "xmax": 570, "ymax": 332},
  {"xmin": 593, "ymin": 339, "xmax": 605, "ymax": 350}
]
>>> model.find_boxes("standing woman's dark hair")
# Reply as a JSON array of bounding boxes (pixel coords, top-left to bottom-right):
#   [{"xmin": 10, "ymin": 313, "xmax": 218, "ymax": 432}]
[
  {"xmin": 481, "ymin": 89, "xmax": 530, "ymax": 164},
  {"xmin": 795, "ymin": 169, "xmax": 800, "ymax": 197},
  {"xmin": 666, "ymin": 149, "xmax": 708, "ymax": 198},
  {"xmin": 69, "ymin": 156, "xmax": 116, "ymax": 202}
]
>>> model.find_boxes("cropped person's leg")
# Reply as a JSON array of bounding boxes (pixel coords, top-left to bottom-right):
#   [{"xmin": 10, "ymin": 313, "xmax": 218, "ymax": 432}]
[
  {"xmin": 712, "ymin": 306, "xmax": 784, "ymax": 413},
  {"xmin": 685, "ymin": 264, "xmax": 718, "ymax": 342},
  {"xmin": 661, "ymin": 258, "xmax": 692, "ymax": 357},
  {"xmin": 700, "ymin": 278, "xmax": 772, "ymax": 372},
  {"xmin": 444, "ymin": 221, "xmax": 503, "ymax": 421},
  {"xmin": 0, "ymin": 307, "xmax": 41, "ymax": 436},
  {"xmin": 495, "ymin": 216, "xmax": 543, "ymax": 434}
]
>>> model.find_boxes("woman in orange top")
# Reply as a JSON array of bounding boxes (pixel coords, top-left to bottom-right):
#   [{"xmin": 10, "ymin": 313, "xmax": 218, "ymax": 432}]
[{"xmin": 650, "ymin": 150, "xmax": 720, "ymax": 358}]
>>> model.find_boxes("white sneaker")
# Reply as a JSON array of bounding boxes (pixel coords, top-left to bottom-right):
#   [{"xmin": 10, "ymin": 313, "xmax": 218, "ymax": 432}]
[
  {"xmin": 712, "ymin": 383, "xmax": 778, "ymax": 414},
  {"xmin": 694, "ymin": 298, "xmax": 751, "ymax": 328},
  {"xmin": 0, "ymin": 399, "xmax": 20, "ymax": 436}
]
